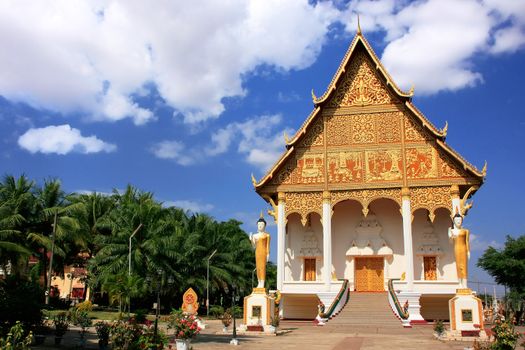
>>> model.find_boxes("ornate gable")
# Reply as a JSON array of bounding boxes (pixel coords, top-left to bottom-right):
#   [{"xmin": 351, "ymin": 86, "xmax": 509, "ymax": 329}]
[{"xmin": 254, "ymin": 31, "xmax": 484, "ymax": 198}]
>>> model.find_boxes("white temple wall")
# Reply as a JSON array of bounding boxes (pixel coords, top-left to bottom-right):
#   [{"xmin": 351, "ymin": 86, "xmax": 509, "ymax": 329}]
[
  {"xmin": 412, "ymin": 208, "xmax": 456, "ymax": 281},
  {"xmin": 331, "ymin": 201, "xmax": 361, "ymax": 285},
  {"xmin": 284, "ymin": 213, "xmax": 324, "ymax": 281}
]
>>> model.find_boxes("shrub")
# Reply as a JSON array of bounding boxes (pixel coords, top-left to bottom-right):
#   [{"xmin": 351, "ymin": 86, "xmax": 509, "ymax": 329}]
[
  {"xmin": 110, "ymin": 320, "xmax": 142, "ymax": 350},
  {"xmin": 0, "ymin": 277, "xmax": 43, "ymax": 332},
  {"xmin": 167, "ymin": 311, "xmax": 201, "ymax": 340},
  {"xmin": 134, "ymin": 309, "xmax": 148, "ymax": 324},
  {"xmin": 0, "ymin": 321, "xmax": 33, "ymax": 350},
  {"xmin": 95, "ymin": 321, "xmax": 110, "ymax": 343},
  {"xmin": 75, "ymin": 300, "xmax": 93, "ymax": 312},
  {"xmin": 136, "ymin": 326, "xmax": 167, "ymax": 350},
  {"xmin": 491, "ymin": 320, "xmax": 521, "ymax": 350},
  {"xmin": 433, "ymin": 320, "xmax": 445, "ymax": 336},
  {"xmin": 53, "ymin": 313, "xmax": 69, "ymax": 337},
  {"xmin": 209, "ymin": 305, "xmax": 224, "ymax": 319},
  {"xmin": 70, "ymin": 310, "xmax": 92, "ymax": 338}
]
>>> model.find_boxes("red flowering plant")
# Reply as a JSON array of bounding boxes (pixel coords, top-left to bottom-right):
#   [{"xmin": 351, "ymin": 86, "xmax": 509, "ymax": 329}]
[{"xmin": 167, "ymin": 309, "xmax": 201, "ymax": 340}]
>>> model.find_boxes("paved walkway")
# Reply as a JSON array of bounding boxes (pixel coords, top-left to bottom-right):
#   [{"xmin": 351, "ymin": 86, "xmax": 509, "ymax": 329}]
[{"xmin": 33, "ymin": 320, "xmax": 524, "ymax": 350}]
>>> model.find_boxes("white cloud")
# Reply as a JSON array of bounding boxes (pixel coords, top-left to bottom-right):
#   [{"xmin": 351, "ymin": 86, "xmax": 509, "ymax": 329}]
[
  {"xmin": 150, "ymin": 140, "xmax": 195, "ymax": 166},
  {"xmin": 164, "ymin": 200, "xmax": 214, "ymax": 214},
  {"xmin": 18, "ymin": 124, "xmax": 116, "ymax": 155},
  {"xmin": 340, "ymin": 0, "xmax": 525, "ymax": 94},
  {"xmin": 0, "ymin": 0, "xmax": 339, "ymax": 124},
  {"xmin": 470, "ymin": 233, "xmax": 503, "ymax": 252},
  {"xmin": 153, "ymin": 114, "xmax": 291, "ymax": 172}
]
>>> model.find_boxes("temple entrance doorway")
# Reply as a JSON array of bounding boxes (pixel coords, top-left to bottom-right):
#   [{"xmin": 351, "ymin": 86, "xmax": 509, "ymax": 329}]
[
  {"xmin": 355, "ymin": 257, "xmax": 384, "ymax": 291},
  {"xmin": 304, "ymin": 258, "xmax": 316, "ymax": 281}
]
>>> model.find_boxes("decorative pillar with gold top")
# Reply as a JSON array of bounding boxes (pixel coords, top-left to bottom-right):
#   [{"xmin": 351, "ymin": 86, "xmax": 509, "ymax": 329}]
[{"xmin": 277, "ymin": 192, "xmax": 286, "ymax": 291}]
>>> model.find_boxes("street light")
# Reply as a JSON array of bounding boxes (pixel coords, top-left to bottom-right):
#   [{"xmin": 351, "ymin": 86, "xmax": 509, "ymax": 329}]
[
  {"xmin": 128, "ymin": 224, "xmax": 143, "ymax": 276},
  {"xmin": 227, "ymin": 284, "xmax": 239, "ymax": 346},
  {"xmin": 149, "ymin": 268, "xmax": 174, "ymax": 347},
  {"xmin": 206, "ymin": 249, "xmax": 218, "ymax": 317}
]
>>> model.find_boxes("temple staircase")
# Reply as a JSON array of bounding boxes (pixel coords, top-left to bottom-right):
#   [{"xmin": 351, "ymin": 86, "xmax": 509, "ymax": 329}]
[{"xmin": 327, "ymin": 292, "xmax": 403, "ymax": 328}]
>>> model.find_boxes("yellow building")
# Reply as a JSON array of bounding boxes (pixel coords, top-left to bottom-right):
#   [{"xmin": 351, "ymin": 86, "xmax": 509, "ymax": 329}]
[{"xmin": 252, "ymin": 29, "xmax": 485, "ymax": 324}]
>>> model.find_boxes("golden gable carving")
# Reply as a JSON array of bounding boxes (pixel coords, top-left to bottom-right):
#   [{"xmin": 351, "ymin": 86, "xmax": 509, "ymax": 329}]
[
  {"xmin": 285, "ymin": 192, "xmax": 323, "ymax": 226},
  {"xmin": 298, "ymin": 118, "xmax": 324, "ymax": 148},
  {"xmin": 327, "ymin": 50, "xmax": 396, "ymax": 107}
]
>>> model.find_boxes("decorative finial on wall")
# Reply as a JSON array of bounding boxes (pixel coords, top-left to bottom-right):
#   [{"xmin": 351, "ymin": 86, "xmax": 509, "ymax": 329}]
[{"xmin": 357, "ymin": 14, "xmax": 362, "ymax": 35}]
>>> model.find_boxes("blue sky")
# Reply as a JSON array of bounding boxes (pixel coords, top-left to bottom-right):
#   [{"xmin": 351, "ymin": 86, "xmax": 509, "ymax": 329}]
[{"xmin": 1, "ymin": 0, "xmax": 524, "ymax": 292}]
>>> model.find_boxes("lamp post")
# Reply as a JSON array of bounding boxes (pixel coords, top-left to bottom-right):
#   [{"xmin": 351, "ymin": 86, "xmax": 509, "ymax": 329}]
[
  {"xmin": 251, "ymin": 268, "xmax": 256, "ymax": 290},
  {"xmin": 128, "ymin": 224, "xmax": 143, "ymax": 276},
  {"xmin": 150, "ymin": 268, "xmax": 174, "ymax": 347},
  {"xmin": 229, "ymin": 284, "xmax": 239, "ymax": 346},
  {"xmin": 206, "ymin": 249, "xmax": 218, "ymax": 317}
]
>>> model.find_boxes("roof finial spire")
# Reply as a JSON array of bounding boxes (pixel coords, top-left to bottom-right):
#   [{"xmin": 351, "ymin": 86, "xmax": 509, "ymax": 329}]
[{"xmin": 357, "ymin": 14, "xmax": 362, "ymax": 35}]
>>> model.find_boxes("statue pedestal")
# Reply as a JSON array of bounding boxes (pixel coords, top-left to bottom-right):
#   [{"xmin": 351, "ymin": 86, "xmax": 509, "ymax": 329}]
[
  {"xmin": 448, "ymin": 288, "xmax": 486, "ymax": 338},
  {"xmin": 243, "ymin": 288, "xmax": 275, "ymax": 330}
]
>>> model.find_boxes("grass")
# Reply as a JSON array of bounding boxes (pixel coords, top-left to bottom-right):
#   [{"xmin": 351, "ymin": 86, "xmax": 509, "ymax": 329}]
[{"xmin": 44, "ymin": 309, "xmax": 125, "ymax": 321}]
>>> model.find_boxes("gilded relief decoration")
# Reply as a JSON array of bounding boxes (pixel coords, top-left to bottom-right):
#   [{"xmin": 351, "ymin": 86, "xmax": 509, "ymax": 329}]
[
  {"xmin": 377, "ymin": 113, "xmax": 401, "ymax": 143},
  {"xmin": 273, "ymin": 152, "xmax": 325, "ymax": 185},
  {"xmin": 327, "ymin": 151, "xmax": 363, "ymax": 183},
  {"xmin": 406, "ymin": 147, "xmax": 438, "ymax": 179},
  {"xmin": 404, "ymin": 116, "xmax": 431, "ymax": 142},
  {"xmin": 327, "ymin": 51, "xmax": 396, "ymax": 107},
  {"xmin": 331, "ymin": 188, "xmax": 402, "ymax": 216},
  {"xmin": 410, "ymin": 186, "xmax": 451, "ymax": 221},
  {"xmin": 284, "ymin": 192, "xmax": 323, "ymax": 226},
  {"xmin": 351, "ymin": 114, "xmax": 375, "ymax": 143},
  {"xmin": 298, "ymin": 118, "xmax": 324, "ymax": 148},
  {"xmin": 438, "ymin": 151, "xmax": 466, "ymax": 178},
  {"xmin": 325, "ymin": 114, "xmax": 349, "ymax": 146},
  {"xmin": 365, "ymin": 149, "xmax": 403, "ymax": 182}
]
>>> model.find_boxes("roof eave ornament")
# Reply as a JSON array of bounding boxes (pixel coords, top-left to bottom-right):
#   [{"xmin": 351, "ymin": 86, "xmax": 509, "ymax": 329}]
[
  {"xmin": 284, "ymin": 131, "xmax": 291, "ymax": 145},
  {"xmin": 408, "ymin": 85, "xmax": 415, "ymax": 97},
  {"xmin": 311, "ymin": 88, "xmax": 318, "ymax": 104},
  {"xmin": 441, "ymin": 121, "xmax": 448, "ymax": 138},
  {"xmin": 251, "ymin": 173, "xmax": 257, "ymax": 188},
  {"xmin": 481, "ymin": 161, "xmax": 488, "ymax": 178}
]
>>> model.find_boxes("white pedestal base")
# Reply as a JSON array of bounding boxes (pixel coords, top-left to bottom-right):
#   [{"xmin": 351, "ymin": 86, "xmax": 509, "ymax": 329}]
[
  {"xmin": 449, "ymin": 288, "xmax": 484, "ymax": 336},
  {"xmin": 243, "ymin": 289, "xmax": 275, "ymax": 327}
]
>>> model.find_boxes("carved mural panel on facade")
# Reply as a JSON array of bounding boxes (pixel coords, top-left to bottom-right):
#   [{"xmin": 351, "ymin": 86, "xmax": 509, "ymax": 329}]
[
  {"xmin": 327, "ymin": 50, "xmax": 396, "ymax": 107},
  {"xmin": 377, "ymin": 112, "xmax": 401, "ymax": 143},
  {"xmin": 351, "ymin": 114, "xmax": 375, "ymax": 143},
  {"xmin": 410, "ymin": 186, "xmax": 451, "ymax": 221},
  {"xmin": 325, "ymin": 114, "xmax": 349, "ymax": 146},
  {"xmin": 285, "ymin": 192, "xmax": 323, "ymax": 226},
  {"xmin": 331, "ymin": 188, "xmax": 402, "ymax": 216},
  {"xmin": 365, "ymin": 149, "xmax": 403, "ymax": 182},
  {"xmin": 327, "ymin": 151, "xmax": 364, "ymax": 183},
  {"xmin": 273, "ymin": 152, "xmax": 325, "ymax": 185},
  {"xmin": 406, "ymin": 147, "xmax": 438, "ymax": 179},
  {"xmin": 298, "ymin": 118, "xmax": 324, "ymax": 148},
  {"xmin": 404, "ymin": 116, "xmax": 432, "ymax": 142}
]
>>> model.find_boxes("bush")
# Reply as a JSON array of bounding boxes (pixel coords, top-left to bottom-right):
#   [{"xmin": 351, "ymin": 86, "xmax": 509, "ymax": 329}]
[
  {"xmin": 433, "ymin": 320, "xmax": 445, "ymax": 336},
  {"xmin": 75, "ymin": 300, "xmax": 93, "ymax": 312},
  {"xmin": 110, "ymin": 320, "xmax": 142, "ymax": 350},
  {"xmin": 0, "ymin": 321, "xmax": 33, "ymax": 350},
  {"xmin": 53, "ymin": 313, "xmax": 69, "ymax": 337},
  {"xmin": 491, "ymin": 320, "xmax": 521, "ymax": 350},
  {"xmin": 226, "ymin": 305, "xmax": 242, "ymax": 318},
  {"xmin": 134, "ymin": 309, "xmax": 148, "ymax": 324},
  {"xmin": 209, "ymin": 305, "xmax": 224, "ymax": 319},
  {"xmin": 0, "ymin": 277, "xmax": 43, "ymax": 333},
  {"xmin": 95, "ymin": 322, "xmax": 110, "ymax": 343},
  {"xmin": 136, "ymin": 326, "xmax": 167, "ymax": 350}
]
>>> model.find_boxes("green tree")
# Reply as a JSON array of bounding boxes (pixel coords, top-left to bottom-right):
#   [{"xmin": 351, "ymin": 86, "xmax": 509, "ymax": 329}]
[
  {"xmin": 0, "ymin": 175, "xmax": 35, "ymax": 277},
  {"xmin": 477, "ymin": 235, "xmax": 525, "ymax": 296}
]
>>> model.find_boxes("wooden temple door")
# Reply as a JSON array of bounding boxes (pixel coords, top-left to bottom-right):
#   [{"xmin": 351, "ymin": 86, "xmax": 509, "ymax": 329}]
[
  {"xmin": 355, "ymin": 257, "xmax": 384, "ymax": 291},
  {"xmin": 424, "ymin": 256, "xmax": 437, "ymax": 280},
  {"xmin": 304, "ymin": 258, "xmax": 316, "ymax": 281}
]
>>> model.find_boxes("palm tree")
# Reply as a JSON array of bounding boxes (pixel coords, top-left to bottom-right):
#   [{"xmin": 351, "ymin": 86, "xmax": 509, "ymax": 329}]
[
  {"xmin": 101, "ymin": 272, "xmax": 146, "ymax": 315},
  {"xmin": 0, "ymin": 175, "xmax": 35, "ymax": 277},
  {"xmin": 28, "ymin": 179, "xmax": 82, "ymax": 300}
]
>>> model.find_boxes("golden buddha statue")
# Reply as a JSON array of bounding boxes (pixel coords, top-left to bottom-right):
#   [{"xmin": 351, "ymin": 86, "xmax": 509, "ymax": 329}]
[
  {"xmin": 250, "ymin": 213, "xmax": 270, "ymax": 289},
  {"xmin": 448, "ymin": 211, "xmax": 470, "ymax": 288}
]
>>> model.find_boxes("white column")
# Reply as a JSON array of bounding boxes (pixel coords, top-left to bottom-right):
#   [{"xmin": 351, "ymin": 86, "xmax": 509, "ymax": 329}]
[
  {"xmin": 322, "ymin": 191, "xmax": 332, "ymax": 290},
  {"xmin": 401, "ymin": 187, "xmax": 414, "ymax": 290},
  {"xmin": 277, "ymin": 192, "xmax": 286, "ymax": 291}
]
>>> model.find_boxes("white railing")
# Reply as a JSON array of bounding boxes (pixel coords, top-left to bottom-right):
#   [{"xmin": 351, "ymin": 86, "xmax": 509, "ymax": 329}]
[{"xmin": 393, "ymin": 280, "xmax": 460, "ymax": 294}]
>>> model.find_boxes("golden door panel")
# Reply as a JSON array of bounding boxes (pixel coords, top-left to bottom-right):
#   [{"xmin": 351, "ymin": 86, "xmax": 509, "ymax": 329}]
[
  {"xmin": 355, "ymin": 257, "xmax": 384, "ymax": 292},
  {"xmin": 304, "ymin": 258, "xmax": 316, "ymax": 281},
  {"xmin": 424, "ymin": 256, "xmax": 437, "ymax": 281}
]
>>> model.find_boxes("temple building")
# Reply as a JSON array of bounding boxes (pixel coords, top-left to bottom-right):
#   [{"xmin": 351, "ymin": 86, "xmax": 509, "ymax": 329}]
[{"xmin": 252, "ymin": 29, "xmax": 486, "ymax": 323}]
